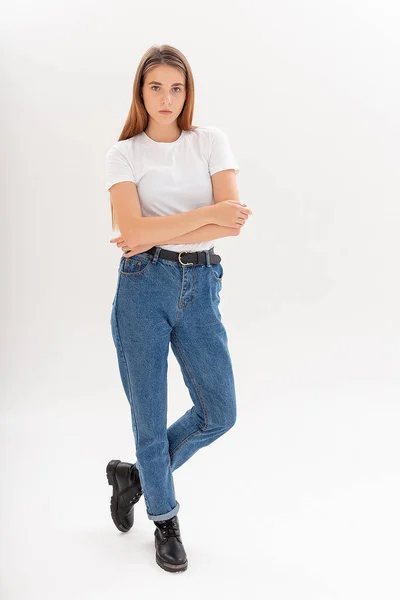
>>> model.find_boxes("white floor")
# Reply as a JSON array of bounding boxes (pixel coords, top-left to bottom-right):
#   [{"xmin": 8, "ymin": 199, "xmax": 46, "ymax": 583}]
[{"xmin": 2, "ymin": 365, "xmax": 399, "ymax": 599}]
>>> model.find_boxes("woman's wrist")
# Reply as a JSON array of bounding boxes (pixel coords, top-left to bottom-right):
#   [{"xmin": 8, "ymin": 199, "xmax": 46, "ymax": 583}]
[{"xmin": 198, "ymin": 205, "xmax": 216, "ymax": 227}]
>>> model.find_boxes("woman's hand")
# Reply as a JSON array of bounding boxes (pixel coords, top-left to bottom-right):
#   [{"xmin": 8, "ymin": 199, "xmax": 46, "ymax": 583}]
[
  {"xmin": 109, "ymin": 236, "xmax": 152, "ymax": 258},
  {"xmin": 212, "ymin": 200, "xmax": 252, "ymax": 228}
]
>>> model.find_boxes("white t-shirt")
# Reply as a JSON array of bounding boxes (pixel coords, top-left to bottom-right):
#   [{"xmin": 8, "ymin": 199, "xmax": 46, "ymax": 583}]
[{"xmin": 105, "ymin": 125, "xmax": 240, "ymax": 253}]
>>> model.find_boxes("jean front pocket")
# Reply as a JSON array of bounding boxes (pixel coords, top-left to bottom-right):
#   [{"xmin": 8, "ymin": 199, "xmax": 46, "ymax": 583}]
[
  {"xmin": 210, "ymin": 261, "xmax": 224, "ymax": 282},
  {"xmin": 120, "ymin": 253, "xmax": 152, "ymax": 277}
]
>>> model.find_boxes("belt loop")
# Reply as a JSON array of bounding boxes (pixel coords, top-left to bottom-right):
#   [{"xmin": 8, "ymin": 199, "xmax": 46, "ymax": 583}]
[
  {"xmin": 152, "ymin": 246, "xmax": 161, "ymax": 264},
  {"xmin": 205, "ymin": 248, "xmax": 211, "ymax": 267}
]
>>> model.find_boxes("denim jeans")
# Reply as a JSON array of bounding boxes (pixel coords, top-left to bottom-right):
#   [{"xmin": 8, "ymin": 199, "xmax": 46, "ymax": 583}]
[{"xmin": 110, "ymin": 246, "xmax": 237, "ymax": 521}]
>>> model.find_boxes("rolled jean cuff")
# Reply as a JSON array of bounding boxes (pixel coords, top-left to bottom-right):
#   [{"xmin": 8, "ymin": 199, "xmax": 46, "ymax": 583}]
[{"xmin": 147, "ymin": 501, "xmax": 180, "ymax": 521}]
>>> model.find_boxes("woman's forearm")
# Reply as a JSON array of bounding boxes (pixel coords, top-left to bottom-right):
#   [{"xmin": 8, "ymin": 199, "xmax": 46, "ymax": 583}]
[
  {"xmin": 155, "ymin": 224, "xmax": 238, "ymax": 246},
  {"xmin": 125, "ymin": 224, "xmax": 238, "ymax": 256},
  {"xmin": 126, "ymin": 205, "xmax": 215, "ymax": 248}
]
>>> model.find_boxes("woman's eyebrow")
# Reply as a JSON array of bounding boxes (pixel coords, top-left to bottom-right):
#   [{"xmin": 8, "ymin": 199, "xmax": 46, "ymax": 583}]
[{"xmin": 147, "ymin": 81, "xmax": 185, "ymax": 86}]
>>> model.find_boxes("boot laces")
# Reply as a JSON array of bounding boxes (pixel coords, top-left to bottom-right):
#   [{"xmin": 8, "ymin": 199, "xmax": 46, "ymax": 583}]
[
  {"xmin": 127, "ymin": 465, "xmax": 142, "ymax": 505},
  {"xmin": 156, "ymin": 518, "xmax": 180, "ymax": 539}
]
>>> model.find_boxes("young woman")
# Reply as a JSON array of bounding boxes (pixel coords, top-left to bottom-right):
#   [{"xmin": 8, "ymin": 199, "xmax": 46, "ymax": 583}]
[{"xmin": 105, "ymin": 44, "xmax": 252, "ymax": 573}]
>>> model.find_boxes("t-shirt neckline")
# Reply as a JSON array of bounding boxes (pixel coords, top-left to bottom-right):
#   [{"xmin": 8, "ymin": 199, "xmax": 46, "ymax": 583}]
[{"xmin": 141, "ymin": 129, "xmax": 185, "ymax": 146}]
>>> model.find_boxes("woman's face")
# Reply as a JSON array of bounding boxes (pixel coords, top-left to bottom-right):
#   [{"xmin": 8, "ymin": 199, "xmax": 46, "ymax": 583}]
[{"xmin": 141, "ymin": 65, "xmax": 187, "ymax": 124}]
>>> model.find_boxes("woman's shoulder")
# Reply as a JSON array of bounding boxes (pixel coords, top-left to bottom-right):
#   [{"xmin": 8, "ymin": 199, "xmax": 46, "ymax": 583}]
[
  {"xmin": 185, "ymin": 125, "xmax": 225, "ymax": 147},
  {"xmin": 106, "ymin": 137, "xmax": 136, "ymax": 159},
  {"xmin": 188, "ymin": 124, "xmax": 222, "ymax": 135}
]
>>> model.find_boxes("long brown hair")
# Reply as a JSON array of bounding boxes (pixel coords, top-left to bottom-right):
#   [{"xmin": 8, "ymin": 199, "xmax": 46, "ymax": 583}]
[{"xmin": 110, "ymin": 44, "xmax": 198, "ymax": 231}]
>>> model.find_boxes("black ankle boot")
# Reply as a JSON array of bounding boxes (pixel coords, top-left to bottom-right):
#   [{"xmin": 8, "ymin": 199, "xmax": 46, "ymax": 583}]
[
  {"xmin": 106, "ymin": 460, "xmax": 142, "ymax": 532},
  {"xmin": 154, "ymin": 515, "xmax": 188, "ymax": 573}
]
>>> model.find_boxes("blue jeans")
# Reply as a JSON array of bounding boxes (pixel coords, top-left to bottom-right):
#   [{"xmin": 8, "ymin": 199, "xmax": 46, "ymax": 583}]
[{"xmin": 110, "ymin": 246, "xmax": 237, "ymax": 521}]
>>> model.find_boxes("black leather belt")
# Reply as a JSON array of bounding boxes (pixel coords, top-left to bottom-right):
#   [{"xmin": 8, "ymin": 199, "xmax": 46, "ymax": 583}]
[{"xmin": 144, "ymin": 246, "xmax": 221, "ymax": 266}]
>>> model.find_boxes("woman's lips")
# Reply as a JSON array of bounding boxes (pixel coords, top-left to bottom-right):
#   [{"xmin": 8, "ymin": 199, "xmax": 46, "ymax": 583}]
[{"xmin": 159, "ymin": 110, "xmax": 172, "ymax": 114}]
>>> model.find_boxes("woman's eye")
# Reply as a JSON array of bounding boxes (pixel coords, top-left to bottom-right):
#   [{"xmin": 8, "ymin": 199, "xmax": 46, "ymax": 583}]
[{"xmin": 151, "ymin": 86, "xmax": 181, "ymax": 93}]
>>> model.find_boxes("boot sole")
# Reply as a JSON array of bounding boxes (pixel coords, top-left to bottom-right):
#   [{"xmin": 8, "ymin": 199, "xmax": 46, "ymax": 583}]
[
  {"xmin": 155, "ymin": 544, "xmax": 188, "ymax": 573},
  {"xmin": 106, "ymin": 459, "xmax": 131, "ymax": 533}
]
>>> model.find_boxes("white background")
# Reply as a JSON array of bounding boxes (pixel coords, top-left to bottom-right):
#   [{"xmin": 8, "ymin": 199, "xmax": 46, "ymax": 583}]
[{"xmin": 2, "ymin": 0, "xmax": 400, "ymax": 597}]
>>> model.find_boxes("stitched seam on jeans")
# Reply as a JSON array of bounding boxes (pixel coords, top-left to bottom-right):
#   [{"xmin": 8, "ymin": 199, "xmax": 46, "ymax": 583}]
[
  {"xmin": 120, "ymin": 258, "xmax": 152, "ymax": 277},
  {"xmin": 170, "ymin": 426, "xmax": 203, "ymax": 457},
  {"xmin": 183, "ymin": 264, "xmax": 197, "ymax": 308},
  {"xmin": 170, "ymin": 333, "xmax": 209, "ymax": 431},
  {"xmin": 114, "ymin": 307, "xmax": 153, "ymax": 515},
  {"xmin": 211, "ymin": 265, "xmax": 223, "ymax": 282},
  {"xmin": 211, "ymin": 262, "xmax": 223, "ymax": 281}
]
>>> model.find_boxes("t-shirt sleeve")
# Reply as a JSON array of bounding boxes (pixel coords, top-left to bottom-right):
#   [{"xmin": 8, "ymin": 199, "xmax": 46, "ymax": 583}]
[
  {"xmin": 105, "ymin": 146, "xmax": 136, "ymax": 191},
  {"xmin": 208, "ymin": 127, "xmax": 240, "ymax": 176}
]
